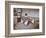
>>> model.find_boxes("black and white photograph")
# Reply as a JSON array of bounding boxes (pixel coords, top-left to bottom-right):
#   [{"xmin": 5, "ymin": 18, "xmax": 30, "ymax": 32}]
[
  {"xmin": 5, "ymin": 1, "xmax": 45, "ymax": 37},
  {"xmin": 13, "ymin": 8, "xmax": 39, "ymax": 30}
]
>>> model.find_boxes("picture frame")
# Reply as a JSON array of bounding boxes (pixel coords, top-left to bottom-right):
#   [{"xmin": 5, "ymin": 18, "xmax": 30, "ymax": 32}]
[{"xmin": 5, "ymin": 1, "xmax": 45, "ymax": 37}]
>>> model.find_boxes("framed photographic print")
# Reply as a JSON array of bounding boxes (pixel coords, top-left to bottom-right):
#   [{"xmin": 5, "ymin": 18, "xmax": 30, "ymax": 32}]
[{"xmin": 5, "ymin": 1, "xmax": 45, "ymax": 37}]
